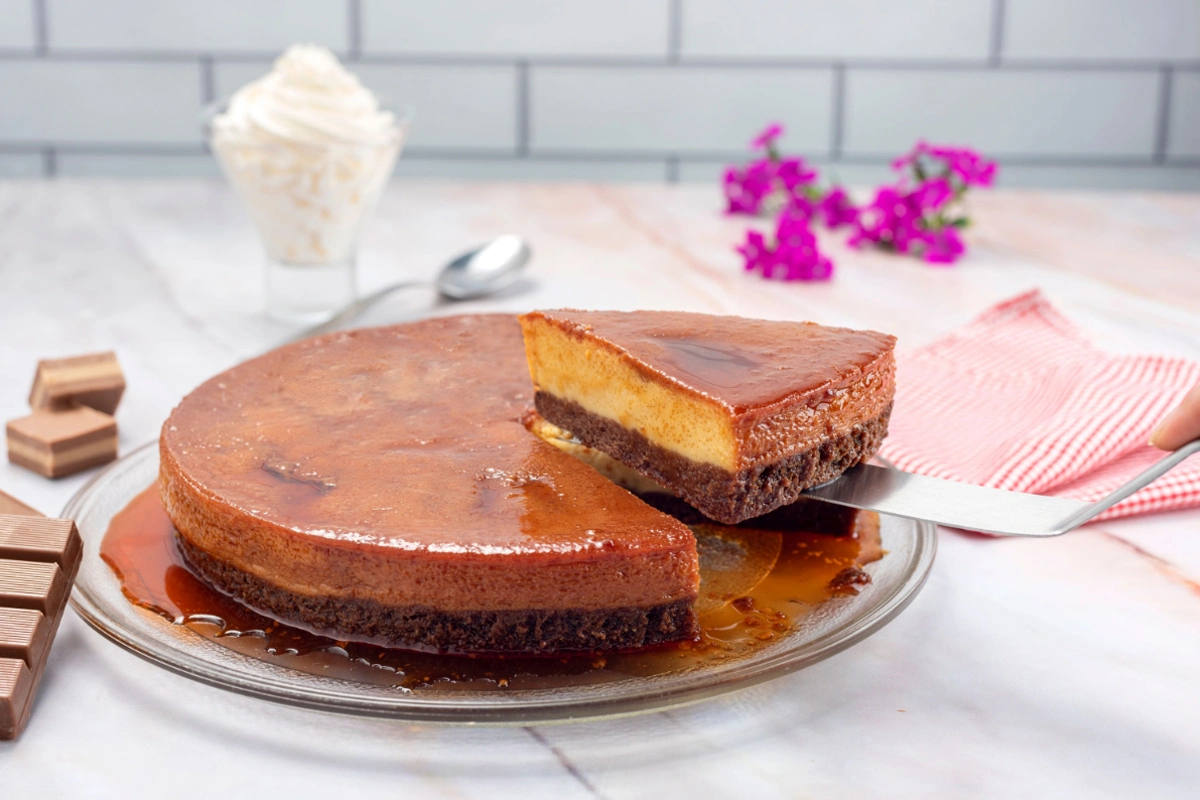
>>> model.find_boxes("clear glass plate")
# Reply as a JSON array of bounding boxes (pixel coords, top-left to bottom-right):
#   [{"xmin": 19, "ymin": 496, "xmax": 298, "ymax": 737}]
[{"xmin": 65, "ymin": 442, "xmax": 936, "ymax": 724}]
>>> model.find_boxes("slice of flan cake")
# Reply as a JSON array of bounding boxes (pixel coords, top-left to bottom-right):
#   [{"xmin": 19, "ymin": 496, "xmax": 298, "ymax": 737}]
[{"xmin": 519, "ymin": 310, "xmax": 896, "ymax": 524}]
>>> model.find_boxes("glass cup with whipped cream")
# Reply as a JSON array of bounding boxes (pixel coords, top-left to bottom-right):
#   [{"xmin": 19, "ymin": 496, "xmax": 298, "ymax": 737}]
[{"xmin": 207, "ymin": 45, "xmax": 410, "ymax": 323}]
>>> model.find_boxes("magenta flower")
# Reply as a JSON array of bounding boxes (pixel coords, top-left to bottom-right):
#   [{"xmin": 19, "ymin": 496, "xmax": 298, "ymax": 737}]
[
  {"xmin": 724, "ymin": 125, "xmax": 827, "ymax": 217},
  {"xmin": 750, "ymin": 123, "xmax": 785, "ymax": 151},
  {"xmin": 723, "ymin": 166, "xmax": 762, "ymax": 214},
  {"xmin": 849, "ymin": 183, "xmax": 970, "ymax": 264},
  {"xmin": 911, "ymin": 176, "xmax": 953, "ymax": 210},
  {"xmin": 736, "ymin": 229, "xmax": 770, "ymax": 269},
  {"xmin": 774, "ymin": 157, "xmax": 818, "ymax": 191},
  {"xmin": 723, "ymin": 155, "xmax": 822, "ymax": 217},
  {"xmin": 923, "ymin": 226, "xmax": 965, "ymax": 264},
  {"xmin": 947, "ymin": 150, "xmax": 996, "ymax": 188},
  {"xmin": 738, "ymin": 210, "xmax": 833, "ymax": 282},
  {"xmin": 893, "ymin": 141, "xmax": 998, "ymax": 190},
  {"xmin": 849, "ymin": 140, "xmax": 996, "ymax": 265},
  {"xmin": 726, "ymin": 127, "xmax": 992, "ymax": 273},
  {"xmin": 819, "ymin": 187, "xmax": 858, "ymax": 229}
]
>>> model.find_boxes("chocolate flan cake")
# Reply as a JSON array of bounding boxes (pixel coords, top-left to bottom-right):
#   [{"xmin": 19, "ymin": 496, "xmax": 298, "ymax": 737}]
[
  {"xmin": 519, "ymin": 310, "xmax": 896, "ymax": 524},
  {"xmin": 160, "ymin": 315, "xmax": 700, "ymax": 654}
]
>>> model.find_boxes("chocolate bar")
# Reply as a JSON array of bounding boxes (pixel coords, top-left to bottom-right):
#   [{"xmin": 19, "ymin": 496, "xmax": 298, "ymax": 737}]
[
  {"xmin": 0, "ymin": 488, "xmax": 39, "ymax": 517},
  {"xmin": 6, "ymin": 406, "xmax": 118, "ymax": 478},
  {"xmin": 29, "ymin": 351, "xmax": 125, "ymax": 415},
  {"xmin": 0, "ymin": 513, "xmax": 81, "ymax": 739},
  {"xmin": 0, "ymin": 514, "xmax": 83, "ymax": 567}
]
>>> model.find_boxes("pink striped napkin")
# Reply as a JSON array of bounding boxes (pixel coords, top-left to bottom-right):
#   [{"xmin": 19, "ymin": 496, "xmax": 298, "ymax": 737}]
[{"xmin": 878, "ymin": 290, "xmax": 1200, "ymax": 522}]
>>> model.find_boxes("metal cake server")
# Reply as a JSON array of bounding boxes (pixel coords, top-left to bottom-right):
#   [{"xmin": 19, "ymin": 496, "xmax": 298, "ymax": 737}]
[{"xmin": 803, "ymin": 439, "xmax": 1200, "ymax": 536}]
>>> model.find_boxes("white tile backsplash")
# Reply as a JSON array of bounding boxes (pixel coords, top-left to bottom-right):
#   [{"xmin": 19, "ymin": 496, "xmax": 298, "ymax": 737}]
[
  {"xmin": 362, "ymin": 0, "xmax": 670, "ymax": 58},
  {"xmin": 844, "ymin": 69, "xmax": 1160, "ymax": 157},
  {"xmin": 215, "ymin": 62, "xmax": 518, "ymax": 151},
  {"xmin": 531, "ymin": 66, "xmax": 832, "ymax": 153},
  {"xmin": 48, "ymin": 0, "xmax": 347, "ymax": 53},
  {"xmin": 682, "ymin": 0, "xmax": 993, "ymax": 61},
  {"xmin": 1168, "ymin": 70, "xmax": 1200, "ymax": 159},
  {"xmin": 356, "ymin": 65, "xmax": 517, "ymax": 150},
  {"xmin": 0, "ymin": 152, "xmax": 44, "ymax": 177},
  {"xmin": 0, "ymin": 60, "xmax": 202, "ymax": 143},
  {"xmin": 1, "ymin": 1, "xmax": 1198, "ymax": 188},
  {"xmin": 0, "ymin": 0, "xmax": 35, "ymax": 50},
  {"xmin": 1005, "ymin": 0, "xmax": 1200, "ymax": 62},
  {"xmin": 55, "ymin": 152, "xmax": 218, "ymax": 177}
]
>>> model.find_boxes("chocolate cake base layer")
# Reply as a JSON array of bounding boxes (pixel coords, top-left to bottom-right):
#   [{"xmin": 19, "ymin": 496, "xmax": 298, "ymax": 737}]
[
  {"xmin": 176, "ymin": 536, "xmax": 698, "ymax": 655},
  {"xmin": 536, "ymin": 392, "xmax": 892, "ymax": 525},
  {"xmin": 635, "ymin": 491, "xmax": 860, "ymax": 535}
]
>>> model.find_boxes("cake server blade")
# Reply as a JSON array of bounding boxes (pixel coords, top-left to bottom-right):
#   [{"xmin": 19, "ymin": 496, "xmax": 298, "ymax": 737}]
[{"xmin": 802, "ymin": 439, "xmax": 1200, "ymax": 537}]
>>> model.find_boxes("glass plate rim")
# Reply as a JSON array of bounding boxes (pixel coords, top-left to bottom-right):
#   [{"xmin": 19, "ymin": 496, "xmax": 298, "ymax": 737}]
[{"xmin": 65, "ymin": 440, "xmax": 937, "ymax": 725}]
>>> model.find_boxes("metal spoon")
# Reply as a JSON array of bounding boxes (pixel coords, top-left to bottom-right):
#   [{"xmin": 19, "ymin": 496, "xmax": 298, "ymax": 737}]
[{"xmin": 286, "ymin": 235, "xmax": 531, "ymax": 344}]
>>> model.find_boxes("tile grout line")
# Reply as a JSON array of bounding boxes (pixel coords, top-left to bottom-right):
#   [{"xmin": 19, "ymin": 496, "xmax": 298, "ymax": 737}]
[
  {"xmin": 200, "ymin": 55, "xmax": 215, "ymax": 104},
  {"xmin": 32, "ymin": 0, "xmax": 47, "ymax": 56},
  {"xmin": 667, "ymin": 0, "xmax": 683, "ymax": 64},
  {"xmin": 3, "ymin": 49, "xmax": 1200, "ymax": 72},
  {"xmin": 516, "ymin": 60, "xmax": 531, "ymax": 157},
  {"xmin": 6, "ymin": 142, "xmax": 1200, "ymax": 169},
  {"xmin": 346, "ymin": 0, "xmax": 362, "ymax": 61},
  {"xmin": 1154, "ymin": 66, "xmax": 1174, "ymax": 164},
  {"xmin": 988, "ymin": 0, "xmax": 1006, "ymax": 66},
  {"xmin": 830, "ymin": 63, "xmax": 846, "ymax": 160}
]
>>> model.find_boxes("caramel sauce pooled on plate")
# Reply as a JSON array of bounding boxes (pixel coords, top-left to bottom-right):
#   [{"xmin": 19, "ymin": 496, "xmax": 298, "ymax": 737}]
[{"xmin": 101, "ymin": 486, "xmax": 882, "ymax": 691}]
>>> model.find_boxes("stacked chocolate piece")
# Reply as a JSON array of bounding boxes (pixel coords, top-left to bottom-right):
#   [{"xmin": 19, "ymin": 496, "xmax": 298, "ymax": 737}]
[
  {"xmin": 6, "ymin": 352, "xmax": 124, "ymax": 478},
  {"xmin": 0, "ymin": 498, "xmax": 81, "ymax": 739}
]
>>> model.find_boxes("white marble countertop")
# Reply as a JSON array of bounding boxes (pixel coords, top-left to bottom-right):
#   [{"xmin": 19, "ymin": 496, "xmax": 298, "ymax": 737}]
[{"xmin": 2, "ymin": 180, "xmax": 1200, "ymax": 799}]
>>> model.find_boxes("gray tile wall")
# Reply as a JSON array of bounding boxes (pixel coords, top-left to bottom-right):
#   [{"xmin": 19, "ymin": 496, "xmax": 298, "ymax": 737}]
[{"xmin": 0, "ymin": 0, "xmax": 1197, "ymax": 188}]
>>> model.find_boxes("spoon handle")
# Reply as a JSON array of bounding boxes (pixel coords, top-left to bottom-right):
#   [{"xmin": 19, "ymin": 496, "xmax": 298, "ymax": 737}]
[{"xmin": 284, "ymin": 280, "xmax": 431, "ymax": 345}]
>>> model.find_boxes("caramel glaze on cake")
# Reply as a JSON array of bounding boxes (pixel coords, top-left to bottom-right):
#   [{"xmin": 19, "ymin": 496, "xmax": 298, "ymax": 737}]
[
  {"xmin": 159, "ymin": 315, "xmax": 700, "ymax": 655},
  {"xmin": 520, "ymin": 310, "xmax": 896, "ymax": 524}
]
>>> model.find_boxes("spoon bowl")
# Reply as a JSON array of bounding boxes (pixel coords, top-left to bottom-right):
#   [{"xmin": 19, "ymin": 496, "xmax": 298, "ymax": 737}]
[{"xmin": 437, "ymin": 235, "xmax": 531, "ymax": 300}]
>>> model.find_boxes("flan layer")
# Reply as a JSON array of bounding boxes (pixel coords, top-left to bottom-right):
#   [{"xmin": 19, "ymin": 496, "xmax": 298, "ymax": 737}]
[
  {"xmin": 160, "ymin": 315, "xmax": 699, "ymax": 654},
  {"xmin": 519, "ymin": 310, "xmax": 896, "ymax": 523}
]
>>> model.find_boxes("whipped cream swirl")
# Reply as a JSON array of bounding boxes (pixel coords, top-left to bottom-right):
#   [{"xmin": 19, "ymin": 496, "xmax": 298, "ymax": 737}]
[
  {"xmin": 208, "ymin": 45, "xmax": 406, "ymax": 266},
  {"xmin": 212, "ymin": 44, "xmax": 397, "ymax": 148}
]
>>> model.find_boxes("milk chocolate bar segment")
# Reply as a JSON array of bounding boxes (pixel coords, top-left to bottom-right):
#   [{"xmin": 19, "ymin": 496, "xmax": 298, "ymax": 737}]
[
  {"xmin": 0, "ymin": 515, "xmax": 81, "ymax": 571},
  {"xmin": 0, "ymin": 608, "xmax": 49, "ymax": 667},
  {"xmin": 29, "ymin": 351, "xmax": 125, "ymax": 414},
  {"xmin": 0, "ymin": 657, "xmax": 35, "ymax": 740},
  {"xmin": 0, "ymin": 559, "xmax": 67, "ymax": 615}
]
